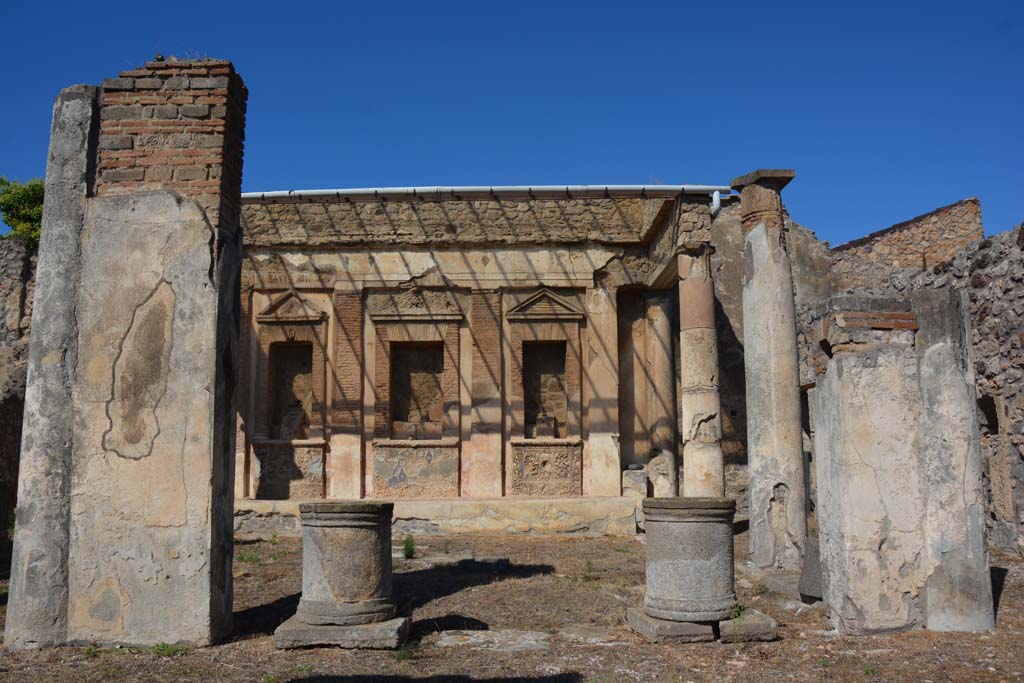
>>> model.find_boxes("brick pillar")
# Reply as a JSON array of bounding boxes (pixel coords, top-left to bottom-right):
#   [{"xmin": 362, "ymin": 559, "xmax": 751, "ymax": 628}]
[
  {"xmin": 732, "ymin": 169, "xmax": 806, "ymax": 570},
  {"xmin": 7, "ymin": 59, "xmax": 247, "ymax": 647},
  {"xmin": 677, "ymin": 245, "xmax": 724, "ymax": 498},
  {"xmin": 585, "ymin": 285, "xmax": 621, "ymax": 495},
  {"xmin": 328, "ymin": 290, "xmax": 364, "ymax": 498},
  {"xmin": 465, "ymin": 290, "xmax": 503, "ymax": 497}
]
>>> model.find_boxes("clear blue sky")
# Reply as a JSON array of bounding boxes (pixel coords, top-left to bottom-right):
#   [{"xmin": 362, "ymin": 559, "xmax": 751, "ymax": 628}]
[{"xmin": 2, "ymin": 1, "xmax": 1021, "ymax": 244}]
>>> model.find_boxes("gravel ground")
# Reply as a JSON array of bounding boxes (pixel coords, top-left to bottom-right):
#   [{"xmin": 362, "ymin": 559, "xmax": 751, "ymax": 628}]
[{"xmin": 0, "ymin": 529, "xmax": 1020, "ymax": 682}]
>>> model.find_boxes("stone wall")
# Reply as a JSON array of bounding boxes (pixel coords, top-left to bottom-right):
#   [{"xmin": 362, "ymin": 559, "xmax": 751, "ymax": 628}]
[
  {"xmin": 243, "ymin": 197, "xmax": 646, "ymax": 247},
  {"xmin": 0, "ymin": 239, "xmax": 33, "ymax": 541},
  {"xmin": 863, "ymin": 225, "xmax": 1024, "ymax": 551},
  {"xmin": 830, "ymin": 198, "xmax": 983, "ymax": 291}
]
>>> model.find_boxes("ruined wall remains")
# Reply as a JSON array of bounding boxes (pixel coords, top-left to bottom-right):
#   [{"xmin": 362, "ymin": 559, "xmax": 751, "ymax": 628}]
[
  {"xmin": 6, "ymin": 59, "xmax": 247, "ymax": 648},
  {"xmin": 875, "ymin": 226, "xmax": 1024, "ymax": 552},
  {"xmin": 0, "ymin": 239, "xmax": 34, "ymax": 541},
  {"xmin": 812, "ymin": 293, "xmax": 994, "ymax": 634},
  {"xmin": 830, "ymin": 198, "xmax": 983, "ymax": 291}
]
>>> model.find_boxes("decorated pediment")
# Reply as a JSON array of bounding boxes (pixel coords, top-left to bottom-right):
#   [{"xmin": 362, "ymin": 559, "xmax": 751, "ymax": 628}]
[
  {"xmin": 368, "ymin": 288, "xmax": 463, "ymax": 322},
  {"xmin": 256, "ymin": 290, "xmax": 327, "ymax": 324},
  {"xmin": 507, "ymin": 288, "xmax": 584, "ymax": 321}
]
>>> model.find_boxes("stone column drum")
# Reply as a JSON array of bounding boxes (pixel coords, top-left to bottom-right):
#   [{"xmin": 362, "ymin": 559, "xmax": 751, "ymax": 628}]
[
  {"xmin": 642, "ymin": 498, "xmax": 737, "ymax": 621},
  {"xmin": 275, "ymin": 501, "xmax": 409, "ymax": 648},
  {"xmin": 297, "ymin": 502, "xmax": 396, "ymax": 625}
]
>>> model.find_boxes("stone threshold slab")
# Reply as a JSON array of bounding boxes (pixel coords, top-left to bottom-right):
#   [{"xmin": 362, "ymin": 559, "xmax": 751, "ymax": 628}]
[
  {"xmin": 274, "ymin": 616, "xmax": 410, "ymax": 649},
  {"xmin": 236, "ymin": 496, "xmax": 638, "ymax": 537}
]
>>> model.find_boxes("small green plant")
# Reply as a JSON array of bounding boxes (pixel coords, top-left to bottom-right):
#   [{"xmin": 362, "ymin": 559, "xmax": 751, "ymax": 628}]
[
  {"xmin": 237, "ymin": 549, "xmax": 261, "ymax": 564},
  {"xmin": 268, "ymin": 549, "xmax": 289, "ymax": 562},
  {"xmin": 83, "ymin": 644, "xmax": 102, "ymax": 658},
  {"xmin": 295, "ymin": 664, "xmax": 312, "ymax": 674},
  {"xmin": 730, "ymin": 602, "xmax": 747, "ymax": 619},
  {"xmin": 613, "ymin": 545, "xmax": 630, "ymax": 553},
  {"xmin": 581, "ymin": 560, "xmax": 598, "ymax": 583},
  {"xmin": 150, "ymin": 642, "xmax": 190, "ymax": 657},
  {"xmin": 818, "ymin": 657, "xmax": 831, "ymax": 668},
  {"xmin": 268, "ymin": 533, "xmax": 280, "ymax": 546},
  {"xmin": 259, "ymin": 674, "xmax": 280, "ymax": 683},
  {"xmin": 394, "ymin": 641, "xmax": 417, "ymax": 661},
  {"xmin": 864, "ymin": 666, "xmax": 878, "ymax": 675},
  {"xmin": 403, "ymin": 534, "xmax": 416, "ymax": 559}
]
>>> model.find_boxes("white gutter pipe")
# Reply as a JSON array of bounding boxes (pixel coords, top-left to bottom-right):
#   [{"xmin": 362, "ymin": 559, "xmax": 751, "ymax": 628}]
[{"xmin": 240, "ymin": 184, "xmax": 731, "ymax": 204}]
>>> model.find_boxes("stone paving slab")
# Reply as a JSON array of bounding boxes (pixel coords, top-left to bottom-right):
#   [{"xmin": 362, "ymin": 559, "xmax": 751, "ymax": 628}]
[
  {"xmin": 430, "ymin": 629, "xmax": 550, "ymax": 652},
  {"xmin": 274, "ymin": 616, "xmax": 410, "ymax": 649},
  {"xmin": 627, "ymin": 607, "xmax": 715, "ymax": 643},
  {"xmin": 719, "ymin": 608, "xmax": 779, "ymax": 643}
]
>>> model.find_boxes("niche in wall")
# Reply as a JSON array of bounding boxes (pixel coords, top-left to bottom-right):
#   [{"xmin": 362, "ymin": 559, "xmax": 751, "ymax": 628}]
[
  {"xmin": 523, "ymin": 341, "xmax": 567, "ymax": 438},
  {"xmin": 390, "ymin": 341, "xmax": 445, "ymax": 439},
  {"xmin": 269, "ymin": 341, "xmax": 314, "ymax": 439}
]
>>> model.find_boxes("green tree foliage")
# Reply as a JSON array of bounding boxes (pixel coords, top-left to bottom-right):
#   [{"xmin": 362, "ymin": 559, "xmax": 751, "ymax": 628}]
[{"xmin": 0, "ymin": 177, "xmax": 45, "ymax": 250}]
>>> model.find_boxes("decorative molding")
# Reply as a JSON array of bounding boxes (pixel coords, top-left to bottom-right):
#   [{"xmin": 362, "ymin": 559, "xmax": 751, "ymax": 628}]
[
  {"xmin": 256, "ymin": 289, "xmax": 328, "ymax": 324},
  {"xmin": 506, "ymin": 288, "xmax": 585, "ymax": 321}
]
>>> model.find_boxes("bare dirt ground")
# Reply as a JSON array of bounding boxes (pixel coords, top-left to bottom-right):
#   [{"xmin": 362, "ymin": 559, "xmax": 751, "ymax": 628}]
[{"xmin": 0, "ymin": 529, "xmax": 1020, "ymax": 683}]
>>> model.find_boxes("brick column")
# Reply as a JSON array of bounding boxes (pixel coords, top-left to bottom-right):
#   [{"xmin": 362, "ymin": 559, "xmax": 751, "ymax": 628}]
[
  {"xmin": 677, "ymin": 245, "xmax": 725, "ymax": 498},
  {"xmin": 328, "ymin": 290, "xmax": 364, "ymax": 498},
  {"xmin": 465, "ymin": 290, "xmax": 503, "ymax": 497},
  {"xmin": 585, "ymin": 285, "xmax": 621, "ymax": 495},
  {"xmin": 732, "ymin": 169, "xmax": 806, "ymax": 570},
  {"xmin": 7, "ymin": 59, "xmax": 247, "ymax": 647}
]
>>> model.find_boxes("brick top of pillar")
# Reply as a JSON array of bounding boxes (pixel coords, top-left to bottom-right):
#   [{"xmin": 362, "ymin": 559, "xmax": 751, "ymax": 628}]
[
  {"xmin": 96, "ymin": 57, "xmax": 248, "ymax": 233},
  {"xmin": 730, "ymin": 169, "xmax": 796, "ymax": 192}
]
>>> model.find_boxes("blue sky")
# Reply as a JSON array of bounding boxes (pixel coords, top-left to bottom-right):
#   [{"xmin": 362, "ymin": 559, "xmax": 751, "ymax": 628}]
[{"xmin": 2, "ymin": 1, "xmax": 1021, "ymax": 244}]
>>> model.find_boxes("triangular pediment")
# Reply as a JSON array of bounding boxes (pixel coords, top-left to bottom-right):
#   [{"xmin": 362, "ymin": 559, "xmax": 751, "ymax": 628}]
[
  {"xmin": 256, "ymin": 290, "xmax": 327, "ymax": 324},
  {"xmin": 507, "ymin": 288, "xmax": 584, "ymax": 321}
]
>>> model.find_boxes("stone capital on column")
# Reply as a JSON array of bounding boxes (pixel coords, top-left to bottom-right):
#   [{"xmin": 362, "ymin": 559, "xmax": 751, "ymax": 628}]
[{"xmin": 731, "ymin": 169, "xmax": 795, "ymax": 235}]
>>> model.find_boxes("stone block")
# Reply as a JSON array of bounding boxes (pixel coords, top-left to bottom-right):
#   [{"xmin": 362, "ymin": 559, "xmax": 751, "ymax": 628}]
[
  {"xmin": 798, "ymin": 535, "xmax": 823, "ymax": 603},
  {"xmin": 191, "ymin": 76, "xmax": 229, "ymax": 89},
  {"xmin": 719, "ymin": 608, "xmax": 779, "ymax": 643},
  {"xmin": 154, "ymin": 104, "xmax": 178, "ymax": 119},
  {"xmin": 99, "ymin": 134, "xmax": 133, "ymax": 151},
  {"xmin": 622, "ymin": 468, "xmax": 646, "ymax": 498},
  {"xmin": 274, "ymin": 615, "xmax": 409, "ymax": 649},
  {"xmin": 627, "ymin": 607, "xmax": 715, "ymax": 643},
  {"xmin": 180, "ymin": 104, "xmax": 209, "ymax": 119},
  {"xmin": 101, "ymin": 77, "xmax": 134, "ymax": 91},
  {"xmin": 100, "ymin": 104, "xmax": 144, "ymax": 120},
  {"xmin": 100, "ymin": 167, "xmax": 144, "ymax": 183},
  {"xmin": 134, "ymin": 78, "xmax": 162, "ymax": 90}
]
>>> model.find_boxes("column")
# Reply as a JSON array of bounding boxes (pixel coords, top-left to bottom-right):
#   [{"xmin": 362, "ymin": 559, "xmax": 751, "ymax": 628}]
[
  {"xmin": 586, "ymin": 285, "xmax": 621, "ymax": 495},
  {"xmin": 5, "ymin": 85, "xmax": 99, "ymax": 648},
  {"xmin": 732, "ymin": 169, "xmax": 806, "ymax": 570},
  {"xmin": 678, "ymin": 246, "xmax": 725, "ymax": 497},
  {"xmin": 645, "ymin": 293, "xmax": 677, "ymax": 497}
]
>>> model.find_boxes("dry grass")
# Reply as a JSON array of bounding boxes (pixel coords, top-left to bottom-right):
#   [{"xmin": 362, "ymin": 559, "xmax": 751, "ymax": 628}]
[{"xmin": 0, "ymin": 530, "xmax": 1020, "ymax": 682}]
